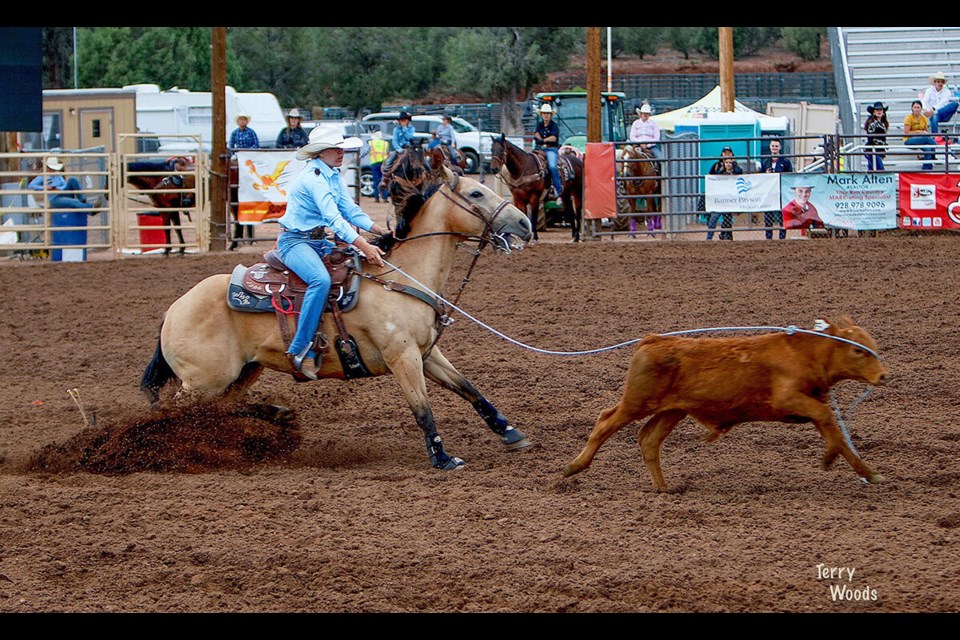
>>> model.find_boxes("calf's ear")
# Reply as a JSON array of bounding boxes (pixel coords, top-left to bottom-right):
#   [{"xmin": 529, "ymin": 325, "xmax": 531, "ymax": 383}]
[{"xmin": 813, "ymin": 318, "xmax": 831, "ymax": 332}]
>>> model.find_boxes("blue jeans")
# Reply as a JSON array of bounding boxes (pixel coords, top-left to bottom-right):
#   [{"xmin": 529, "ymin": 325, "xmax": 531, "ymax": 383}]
[
  {"xmin": 906, "ymin": 136, "xmax": 937, "ymax": 170},
  {"xmin": 706, "ymin": 212, "xmax": 733, "ymax": 240},
  {"xmin": 543, "ymin": 147, "xmax": 562, "ymax": 195},
  {"xmin": 45, "ymin": 177, "xmax": 93, "ymax": 211},
  {"xmin": 277, "ymin": 228, "xmax": 334, "ymax": 357},
  {"xmin": 930, "ymin": 101, "xmax": 959, "ymax": 133},
  {"xmin": 371, "ymin": 162, "xmax": 386, "ymax": 202},
  {"xmin": 865, "ymin": 150, "xmax": 885, "ymax": 171}
]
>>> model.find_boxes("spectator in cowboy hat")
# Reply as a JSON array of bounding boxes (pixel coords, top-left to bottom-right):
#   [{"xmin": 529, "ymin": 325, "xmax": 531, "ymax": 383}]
[
  {"xmin": 276, "ymin": 108, "xmax": 309, "ymax": 149},
  {"xmin": 229, "ymin": 112, "xmax": 260, "ymax": 152},
  {"xmin": 534, "ymin": 103, "xmax": 563, "ymax": 205},
  {"xmin": 863, "ymin": 101, "xmax": 889, "ymax": 171},
  {"xmin": 276, "ymin": 127, "xmax": 390, "ymax": 379},
  {"xmin": 27, "ymin": 156, "xmax": 99, "ymax": 214},
  {"xmin": 921, "ymin": 71, "xmax": 959, "ymax": 134}
]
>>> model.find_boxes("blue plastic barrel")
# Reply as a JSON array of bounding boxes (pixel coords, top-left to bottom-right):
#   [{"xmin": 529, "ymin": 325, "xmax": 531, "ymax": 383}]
[{"xmin": 51, "ymin": 211, "xmax": 88, "ymax": 262}]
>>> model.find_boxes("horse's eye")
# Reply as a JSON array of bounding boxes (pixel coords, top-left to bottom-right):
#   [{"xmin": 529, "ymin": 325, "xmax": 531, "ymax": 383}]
[{"xmin": 470, "ymin": 190, "xmax": 483, "ymax": 198}]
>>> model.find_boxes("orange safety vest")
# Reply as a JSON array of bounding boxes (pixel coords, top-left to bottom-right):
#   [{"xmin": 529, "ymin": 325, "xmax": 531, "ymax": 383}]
[{"xmin": 369, "ymin": 138, "xmax": 390, "ymax": 164}]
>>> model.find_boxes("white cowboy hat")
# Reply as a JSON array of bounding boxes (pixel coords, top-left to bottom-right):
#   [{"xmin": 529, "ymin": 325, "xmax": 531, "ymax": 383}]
[
  {"xmin": 636, "ymin": 103, "xmax": 653, "ymax": 115},
  {"xmin": 235, "ymin": 112, "xmax": 251, "ymax": 124},
  {"xmin": 930, "ymin": 71, "xmax": 948, "ymax": 83},
  {"xmin": 538, "ymin": 103, "xmax": 554, "ymax": 114},
  {"xmin": 287, "ymin": 108, "xmax": 302, "ymax": 118},
  {"xmin": 45, "ymin": 156, "xmax": 64, "ymax": 171},
  {"xmin": 296, "ymin": 127, "xmax": 363, "ymax": 160}
]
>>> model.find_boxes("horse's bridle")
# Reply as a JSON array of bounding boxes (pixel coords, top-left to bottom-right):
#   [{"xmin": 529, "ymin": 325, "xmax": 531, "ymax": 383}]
[{"xmin": 491, "ymin": 139, "xmax": 545, "ymax": 189}]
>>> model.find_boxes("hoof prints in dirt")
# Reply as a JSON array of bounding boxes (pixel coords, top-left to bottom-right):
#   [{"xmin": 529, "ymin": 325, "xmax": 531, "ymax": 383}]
[{"xmin": 26, "ymin": 401, "xmax": 302, "ymax": 475}]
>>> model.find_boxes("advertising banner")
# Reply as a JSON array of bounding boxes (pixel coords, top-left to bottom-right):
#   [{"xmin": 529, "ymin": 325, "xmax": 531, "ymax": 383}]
[
  {"xmin": 705, "ymin": 173, "xmax": 780, "ymax": 213},
  {"xmin": 780, "ymin": 173, "xmax": 897, "ymax": 230},
  {"xmin": 236, "ymin": 151, "xmax": 305, "ymax": 223},
  {"xmin": 898, "ymin": 173, "xmax": 960, "ymax": 229}
]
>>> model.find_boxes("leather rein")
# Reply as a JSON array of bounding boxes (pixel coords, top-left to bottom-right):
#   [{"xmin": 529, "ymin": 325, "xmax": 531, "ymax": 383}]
[{"xmin": 491, "ymin": 142, "xmax": 545, "ymax": 189}]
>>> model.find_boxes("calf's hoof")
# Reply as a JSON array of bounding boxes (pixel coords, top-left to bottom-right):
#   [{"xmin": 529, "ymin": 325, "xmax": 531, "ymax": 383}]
[
  {"xmin": 562, "ymin": 463, "xmax": 582, "ymax": 478},
  {"xmin": 866, "ymin": 473, "xmax": 889, "ymax": 484}
]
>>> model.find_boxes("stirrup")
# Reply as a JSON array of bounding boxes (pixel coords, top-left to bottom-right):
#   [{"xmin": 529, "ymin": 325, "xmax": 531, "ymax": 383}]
[{"xmin": 289, "ymin": 345, "xmax": 320, "ymax": 380}]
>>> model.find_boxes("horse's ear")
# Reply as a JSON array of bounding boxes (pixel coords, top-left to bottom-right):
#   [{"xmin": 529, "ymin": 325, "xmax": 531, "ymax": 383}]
[{"xmin": 442, "ymin": 165, "xmax": 458, "ymax": 190}]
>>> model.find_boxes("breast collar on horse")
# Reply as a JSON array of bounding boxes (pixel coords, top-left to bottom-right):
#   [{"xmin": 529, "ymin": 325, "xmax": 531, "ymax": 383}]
[
  {"xmin": 361, "ymin": 175, "xmax": 513, "ymax": 349},
  {"xmin": 500, "ymin": 151, "xmax": 548, "ymax": 189}
]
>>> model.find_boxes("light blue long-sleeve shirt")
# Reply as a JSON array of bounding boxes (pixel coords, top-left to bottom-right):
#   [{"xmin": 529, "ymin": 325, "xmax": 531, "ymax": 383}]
[
  {"xmin": 28, "ymin": 174, "xmax": 68, "ymax": 191},
  {"xmin": 392, "ymin": 123, "xmax": 416, "ymax": 152},
  {"xmin": 277, "ymin": 158, "xmax": 374, "ymax": 244}
]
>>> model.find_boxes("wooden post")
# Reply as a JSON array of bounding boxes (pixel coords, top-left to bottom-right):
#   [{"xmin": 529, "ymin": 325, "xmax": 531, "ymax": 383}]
[
  {"xmin": 719, "ymin": 27, "xmax": 735, "ymax": 113},
  {"xmin": 587, "ymin": 27, "xmax": 602, "ymax": 143},
  {"xmin": 210, "ymin": 27, "xmax": 228, "ymax": 251}
]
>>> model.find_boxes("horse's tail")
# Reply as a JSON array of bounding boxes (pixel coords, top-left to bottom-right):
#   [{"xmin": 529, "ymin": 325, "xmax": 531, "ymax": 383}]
[{"xmin": 141, "ymin": 322, "xmax": 176, "ymax": 404}]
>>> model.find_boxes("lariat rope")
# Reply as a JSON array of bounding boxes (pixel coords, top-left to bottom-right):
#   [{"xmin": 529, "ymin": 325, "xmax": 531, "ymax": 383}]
[{"xmin": 379, "ymin": 257, "xmax": 880, "ymax": 447}]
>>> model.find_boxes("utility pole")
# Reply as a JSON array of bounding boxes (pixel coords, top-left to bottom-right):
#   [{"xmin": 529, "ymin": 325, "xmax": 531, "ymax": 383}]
[
  {"xmin": 210, "ymin": 27, "xmax": 228, "ymax": 251},
  {"xmin": 719, "ymin": 27, "xmax": 735, "ymax": 112},
  {"xmin": 587, "ymin": 27, "xmax": 601, "ymax": 143}
]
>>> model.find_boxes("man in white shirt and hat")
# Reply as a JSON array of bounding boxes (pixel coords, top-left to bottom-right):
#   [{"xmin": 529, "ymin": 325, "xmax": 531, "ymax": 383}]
[
  {"xmin": 922, "ymin": 71, "xmax": 959, "ymax": 134},
  {"xmin": 275, "ymin": 127, "xmax": 390, "ymax": 379},
  {"xmin": 629, "ymin": 102, "xmax": 662, "ymax": 161}
]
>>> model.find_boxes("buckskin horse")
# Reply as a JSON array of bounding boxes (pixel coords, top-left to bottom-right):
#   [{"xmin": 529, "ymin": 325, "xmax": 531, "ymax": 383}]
[
  {"xmin": 490, "ymin": 134, "xmax": 583, "ymax": 242},
  {"xmin": 141, "ymin": 166, "xmax": 534, "ymax": 470},
  {"xmin": 617, "ymin": 144, "xmax": 661, "ymax": 236},
  {"xmin": 126, "ymin": 157, "xmax": 196, "ymax": 254}
]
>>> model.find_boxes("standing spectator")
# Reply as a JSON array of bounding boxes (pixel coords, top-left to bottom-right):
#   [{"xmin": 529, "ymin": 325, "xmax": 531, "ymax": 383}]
[
  {"xmin": 904, "ymin": 100, "xmax": 936, "ymax": 170},
  {"xmin": 28, "ymin": 156, "xmax": 98, "ymax": 213},
  {"xmin": 276, "ymin": 108, "xmax": 309, "ymax": 149},
  {"xmin": 367, "ymin": 130, "xmax": 391, "ymax": 203},
  {"xmin": 863, "ymin": 101, "xmax": 889, "ymax": 172},
  {"xmin": 534, "ymin": 103, "xmax": 563, "ymax": 206},
  {"xmin": 760, "ymin": 138, "xmax": 793, "ymax": 239},
  {"xmin": 229, "ymin": 113, "xmax": 260, "ymax": 152},
  {"xmin": 629, "ymin": 102, "xmax": 662, "ymax": 162},
  {"xmin": 922, "ymin": 71, "xmax": 959, "ymax": 134},
  {"xmin": 705, "ymin": 146, "xmax": 742, "ymax": 241}
]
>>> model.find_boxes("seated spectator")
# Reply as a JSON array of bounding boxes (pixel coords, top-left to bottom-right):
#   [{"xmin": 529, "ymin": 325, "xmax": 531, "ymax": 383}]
[
  {"xmin": 27, "ymin": 156, "xmax": 97, "ymax": 214},
  {"xmin": 922, "ymin": 71, "xmax": 959, "ymax": 134},
  {"xmin": 904, "ymin": 100, "xmax": 936, "ymax": 170},
  {"xmin": 229, "ymin": 113, "xmax": 260, "ymax": 153}
]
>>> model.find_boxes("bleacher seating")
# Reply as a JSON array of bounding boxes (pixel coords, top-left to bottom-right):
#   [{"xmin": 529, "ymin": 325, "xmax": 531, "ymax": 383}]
[{"xmin": 839, "ymin": 26, "xmax": 960, "ymax": 129}]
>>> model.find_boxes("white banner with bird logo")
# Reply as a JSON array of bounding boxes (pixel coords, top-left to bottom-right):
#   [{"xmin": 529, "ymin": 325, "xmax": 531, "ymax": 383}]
[{"xmin": 705, "ymin": 173, "xmax": 781, "ymax": 212}]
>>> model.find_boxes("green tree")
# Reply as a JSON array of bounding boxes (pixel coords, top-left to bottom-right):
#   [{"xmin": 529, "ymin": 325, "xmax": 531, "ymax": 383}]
[
  {"xmin": 783, "ymin": 27, "xmax": 824, "ymax": 61},
  {"xmin": 440, "ymin": 27, "xmax": 578, "ymax": 134},
  {"xmin": 42, "ymin": 27, "xmax": 73, "ymax": 89},
  {"xmin": 77, "ymin": 27, "xmax": 240, "ymax": 90},
  {"xmin": 226, "ymin": 27, "xmax": 315, "ymax": 107},
  {"xmin": 620, "ymin": 27, "xmax": 663, "ymax": 60},
  {"xmin": 666, "ymin": 27, "xmax": 703, "ymax": 60},
  {"xmin": 697, "ymin": 27, "xmax": 780, "ymax": 57}
]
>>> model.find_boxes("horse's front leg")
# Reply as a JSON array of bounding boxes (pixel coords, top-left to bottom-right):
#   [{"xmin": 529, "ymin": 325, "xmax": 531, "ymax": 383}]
[
  {"xmin": 172, "ymin": 211, "xmax": 186, "ymax": 254},
  {"xmin": 423, "ymin": 347, "xmax": 531, "ymax": 450},
  {"xmin": 385, "ymin": 347, "xmax": 465, "ymax": 470}
]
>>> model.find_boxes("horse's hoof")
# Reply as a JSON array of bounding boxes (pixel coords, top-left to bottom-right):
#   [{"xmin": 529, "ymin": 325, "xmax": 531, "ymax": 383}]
[
  {"xmin": 435, "ymin": 456, "xmax": 465, "ymax": 471},
  {"xmin": 501, "ymin": 426, "xmax": 532, "ymax": 450}
]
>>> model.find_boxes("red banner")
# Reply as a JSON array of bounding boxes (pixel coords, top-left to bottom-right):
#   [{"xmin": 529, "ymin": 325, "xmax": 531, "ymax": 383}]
[
  {"xmin": 583, "ymin": 142, "xmax": 616, "ymax": 219},
  {"xmin": 899, "ymin": 173, "xmax": 960, "ymax": 229}
]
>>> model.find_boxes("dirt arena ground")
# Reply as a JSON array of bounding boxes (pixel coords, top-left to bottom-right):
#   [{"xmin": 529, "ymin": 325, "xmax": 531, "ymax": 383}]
[{"xmin": 1, "ymin": 229, "xmax": 959, "ymax": 613}]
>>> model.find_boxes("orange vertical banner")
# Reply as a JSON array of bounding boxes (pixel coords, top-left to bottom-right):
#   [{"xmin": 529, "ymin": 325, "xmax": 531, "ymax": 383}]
[{"xmin": 584, "ymin": 142, "xmax": 616, "ymax": 219}]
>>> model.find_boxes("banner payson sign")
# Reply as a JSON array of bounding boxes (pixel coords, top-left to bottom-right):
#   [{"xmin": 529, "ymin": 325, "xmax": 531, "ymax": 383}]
[{"xmin": 706, "ymin": 173, "xmax": 780, "ymax": 212}]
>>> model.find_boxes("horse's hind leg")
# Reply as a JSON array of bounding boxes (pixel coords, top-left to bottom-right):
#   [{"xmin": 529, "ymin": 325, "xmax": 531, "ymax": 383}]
[
  {"xmin": 423, "ymin": 348, "xmax": 530, "ymax": 450},
  {"xmin": 171, "ymin": 211, "xmax": 186, "ymax": 254}
]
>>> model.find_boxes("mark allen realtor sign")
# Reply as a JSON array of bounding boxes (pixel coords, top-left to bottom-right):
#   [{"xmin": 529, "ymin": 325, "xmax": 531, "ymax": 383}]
[{"xmin": 706, "ymin": 172, "xmax": 898, "ymax": 230}]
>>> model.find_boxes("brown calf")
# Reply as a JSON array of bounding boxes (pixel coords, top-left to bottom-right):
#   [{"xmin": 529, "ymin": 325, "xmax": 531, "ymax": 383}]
[{"xmin": 563, "ymin": 316, "xmax": 889, "ymax": 491}]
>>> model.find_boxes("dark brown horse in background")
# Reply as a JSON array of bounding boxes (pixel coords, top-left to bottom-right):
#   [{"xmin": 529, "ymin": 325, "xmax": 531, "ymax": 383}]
[
  {"xmin": 616, "ymin": 144, "xmax": 661, "ymax": 237},
  {"xmin": 426, "ymin": 144, "xmax": 467, "ymax": 176},
  {"xmin": 126, "ymin": 157, "xmax": 196, "ymax": 255},
  {"xmin": 490, "ymin": 135, "xmax": 583, "ymax": 242}
]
